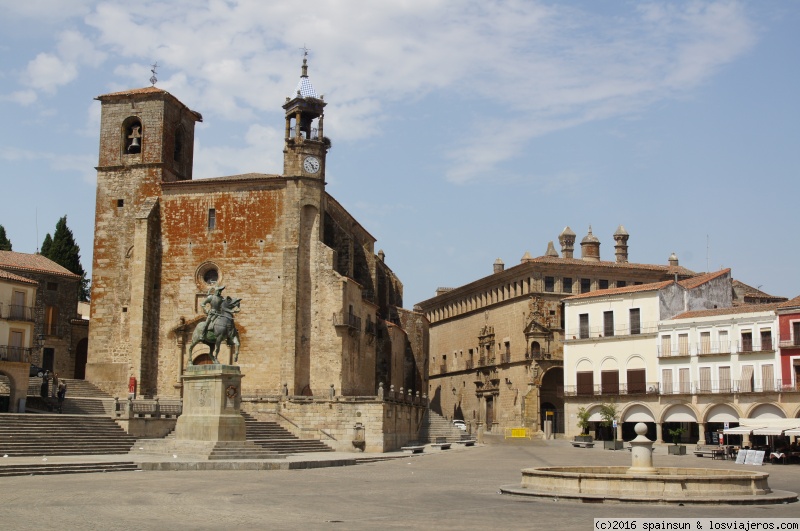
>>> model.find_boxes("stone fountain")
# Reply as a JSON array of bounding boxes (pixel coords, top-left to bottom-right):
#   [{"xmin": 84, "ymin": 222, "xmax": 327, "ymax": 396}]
[{"xmin": 500, "ymin": 423, "xmax": 797, "ymax": 505}]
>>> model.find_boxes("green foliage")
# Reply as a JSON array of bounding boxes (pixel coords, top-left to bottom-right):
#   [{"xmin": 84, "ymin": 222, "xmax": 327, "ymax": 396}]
[
  {"xmin": 576, "ymin": 407, "xmax": 591, "ymax": 435},
  {"xmin": 0, "ymin": 225, "xmax": 11, "ymax": 251},
  {"xmin": 599, "ymin": 402, "xmax": 618, "ymax": 428},
  {"xmin": 668, "ymin": 427, "xmax": 686, "ymax": 446},
  {"xmin": 40, "ymin": 216, "xmax": 89, "ymax": 301},
  {"xmin": 40, "ymin": 233, "xmax": 52, "ymax": 256}
]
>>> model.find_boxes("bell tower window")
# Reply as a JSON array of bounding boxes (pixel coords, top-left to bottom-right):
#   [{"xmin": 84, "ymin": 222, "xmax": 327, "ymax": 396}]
[
  {"xmin": 174, "ymin": 126, "xmax": 184, "ymax": 162},
  {"xmin": 123, "ymin": 117, "xmax": 142, "ymax": 154}
]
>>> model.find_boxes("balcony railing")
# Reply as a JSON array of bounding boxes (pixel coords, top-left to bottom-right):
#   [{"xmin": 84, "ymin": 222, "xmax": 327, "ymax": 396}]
[
  {"xmin": 288, "ymin": 126, "xmax": 320, "ymax": 140},
  {"xmin": 566, "ymin": 322, "xmax": 658, "ymax": 340},
  {"xmin": 333, "ymin": 312, "xmax": 361, "ymax": 333},
  {"xmin": 566, "ymin": 380, "xmax": 799, "ymax": 396},
  {"xmin": 658, "ymin": 340, "xmax": 775, "ymax": 357},
  {"xmin": 779, "ymin": 338, "xmax": 800, "ymax": 348},
  {"xmin": 657, "ymin": 346, "xmax": 690, "ymax": 358},
  {"xmin": 695, "ymin": 341, "xmax": 733, "ymax": 356},
  {"xmin": 1, "ymin": 304, "xmax": 35, "ymax": 322},
  {"xmin": 524, "ymin": 348, "xmax": 554, "ymax": 360},
  {"xmin": 0, "ymin": 345, "xmax": 34, "ymax": 362}
]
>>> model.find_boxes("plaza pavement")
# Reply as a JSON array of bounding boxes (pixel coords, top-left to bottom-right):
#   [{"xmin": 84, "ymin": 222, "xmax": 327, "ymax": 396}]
[{"xmin": 1, "ymin": 437, "xmax": 798, "ymax": 530}]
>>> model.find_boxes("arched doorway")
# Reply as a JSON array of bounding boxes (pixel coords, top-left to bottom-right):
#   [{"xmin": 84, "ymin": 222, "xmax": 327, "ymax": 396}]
[
  {"xmin": 540, "ymin": 367, "xmax": 564, "ymax": 433},
  {"xmin": 662, "ymin": 404, "xmax": 698, "ymax": 444},
  {"xmin": 73, "ymin": 338, "xmax": 88, "ymax": 379},
  {"xmin": 622, "ymin": 403, "xmax": 657, "ymax": 441}
]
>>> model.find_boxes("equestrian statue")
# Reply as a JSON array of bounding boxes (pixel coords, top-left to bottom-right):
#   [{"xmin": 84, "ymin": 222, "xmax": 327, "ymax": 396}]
[{"xmin": 188, "ymin": 285, "xmax": 242, "ymax": 365}]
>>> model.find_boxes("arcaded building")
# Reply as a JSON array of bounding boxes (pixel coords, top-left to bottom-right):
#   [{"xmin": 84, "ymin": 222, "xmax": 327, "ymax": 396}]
[
  {"xmin": 85, "ymin": 58, "xmax": 427, "ymax": 451},
  {"xmin": 416, "ymin": 226, "xmax": 697, "ymax": 435}
]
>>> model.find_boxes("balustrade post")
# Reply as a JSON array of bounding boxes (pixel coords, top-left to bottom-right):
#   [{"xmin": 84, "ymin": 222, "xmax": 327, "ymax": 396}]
[
  {"xmin": 154, "ymin": 397, "xmax": 160, "ymax": 418},
  {"xmin": 126, "ymin": 397, "xmax": 133, "ymax": 418},
  {"xmin": 378, "ymin": 382, "xmax": 384, "ymax": 400}
]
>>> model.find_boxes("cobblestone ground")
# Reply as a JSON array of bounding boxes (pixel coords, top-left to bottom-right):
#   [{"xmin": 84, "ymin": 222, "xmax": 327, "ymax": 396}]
[{"xmin": 1, "ymin": 439, "xmax": 798, "ymax": 530}]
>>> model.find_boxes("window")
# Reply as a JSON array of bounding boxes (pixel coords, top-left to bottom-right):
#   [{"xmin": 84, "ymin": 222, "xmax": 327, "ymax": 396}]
[
  {"xmin": 601, "ymin": 370, "xmax": 619, "ymax": 395},
  {"xmin": 580, "ymin": 278, "xmax": 591, "ymax": 294},
  {"xmin": 123, "ymin": 117, "xmax": 142, "ymax": 154},
  {"xmin": 563, "ymin": 278, "xmax": 573, "ymax": 293},
  {"xmin": 629, "ymin": 308, "xmax": 640, "ymax": 335},
  {"xmin": 794, "ymin": 322, "xmax": 800, "ymax": 346},
  {"xmin": 718, "ymin": 330, "xmax": 729, "ymax": 353},
  {"xmin": 208, "ymin": 208, "xmax": 216, "ymax": 230},
  {"xmin": 760, "ymin": 329, "xmax": 772, "ymax": 351},
  {"xmin": 661, "ymin": 369, "xmax": 673, "ymax": 394},
  {"xmin": 719, "ymin": 366, "xmax": 731, "ymax": 393},
  {"xmin": 45, "ymin": 305, "xmax": 58, "ymax": 336},
  {"xmin": 761, "ymin": 364, "xmax": 775, "ymax": 392},
  {"xmin": 627, "ymin": 369, "xmax": 646, "ymax": 394},
  {"xmin": 46, "ymin": 282, "xmax": 58, "ymax": 291},
  {"xmin": 617, "ymin": 280, "xmax": 627, "ymax": 288},
  {"xmin": 678, "ymin": 333, "xmax": 689, "ymax": 356},
  {"xmin": 117, "ymin": 199, "xmax": 124, "ymax": 208},
  {"xmin": 603, "ymin": 311, "xmax": 614, "ymax": 337},
  {"xmin": 679, "ymin": 368, "xmax": 690, "ymax": 393},
  {"xmin": 576, "ymin": 371, "xmax": 594, "ymax": 396},
  {"xmin": 698, "ymin": 367, "xmax": 711, "ymax": 393},
  {"xmin": 579, "ymin": 314, "xmax": 589, "ymax": 339},
  {"xmin": 699, "ymin": 332, "xmax": 711, "ymax": 354},
  {"xmin": 660, "ymin": 336, "xmax": 672, "ymax": 357},
  {"xmin": 741, "ymin": 331, "xmax": 753, "ymax": 352},
  {"xmin": 544, "ymin": 276, "xmax": 554, "ymax": 292},
  {"xmin": 598, "ymin": 279, "xmax": 609, "ymax": 290}
]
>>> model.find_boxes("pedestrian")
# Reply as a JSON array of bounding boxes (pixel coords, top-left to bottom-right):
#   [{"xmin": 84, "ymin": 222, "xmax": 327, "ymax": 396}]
[
  {"xmin": 51, "ymin": 373, "xmax": 59, "ymax": 398},
  {"xmin": 57, "ymin": 380, "xmax": 67, "ymax": 414},
  {"xmin": 40, "ymin": 371, "xmax": 50, "ymax": 399}
]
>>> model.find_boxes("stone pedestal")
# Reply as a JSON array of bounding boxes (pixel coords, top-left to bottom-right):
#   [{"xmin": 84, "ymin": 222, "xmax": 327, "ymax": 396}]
[
  {"xmin": 175, "ymin": 365, "xmax": 245, "ymax": 442},
  {"xmin": 627, "ymin": 422, "xmax": 656, "ymax": 475}
]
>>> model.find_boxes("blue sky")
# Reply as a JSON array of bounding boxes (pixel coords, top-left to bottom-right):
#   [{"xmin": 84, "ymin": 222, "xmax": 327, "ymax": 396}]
[{"xmin": 1, "ymin": 1, "xmax": 798, "ymax": 307}]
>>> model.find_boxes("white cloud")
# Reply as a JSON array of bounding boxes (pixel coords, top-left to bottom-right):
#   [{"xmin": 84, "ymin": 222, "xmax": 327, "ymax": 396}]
[
  {"xmin": 3, "ymin": 90, "xmax": 38, "ymax": 105},
  {"xmin": 23, "ymin": 53, "xmax": 78, "ymax": 93},
  {"xmin": 193, "ymin": 124, "xmax": 283, "ymax": 179}
]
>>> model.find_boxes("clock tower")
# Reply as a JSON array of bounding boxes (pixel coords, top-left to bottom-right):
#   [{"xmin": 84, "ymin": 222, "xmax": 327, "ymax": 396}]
[{"xmin": 283, "ymin": 53, "xmax": 328, "ymax": 179}]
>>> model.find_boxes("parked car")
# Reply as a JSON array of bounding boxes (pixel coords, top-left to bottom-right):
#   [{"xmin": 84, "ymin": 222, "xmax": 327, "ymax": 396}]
[
  {"xmin": 29, "ymin": 364, "xmax": 45, "ymax": 378},
  {"xmin": 452, "ymin": 420, "xmax": 467, "ymax": 431}
]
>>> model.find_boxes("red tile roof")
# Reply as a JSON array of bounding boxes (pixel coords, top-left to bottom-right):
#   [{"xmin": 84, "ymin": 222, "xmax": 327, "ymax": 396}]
[
  {"xmin": 778, "ymin": 294, "xmax": 800, "ymax": 310},
  {"xmin": 525, "ymin": 255, "xmax": 696, "ymax": 275},
  {"xmin": 672, "ymin": 302, "xmax": 782, "ymax": 320},
  {"xmin": 564, "ymin": 269, "xmax": 730, "ymax": 301},
  {"xmin": 0, "ymin": 251, "xmax": 80, "ymax": 279},
  {"xmin": 0, "ymin": 268, "xmax": 38, "ymax": 285}
]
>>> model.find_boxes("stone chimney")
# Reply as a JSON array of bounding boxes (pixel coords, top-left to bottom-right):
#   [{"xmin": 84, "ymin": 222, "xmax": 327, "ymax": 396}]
[
  {"xmin": 545, "ymin": 241, "xmax": 558, "ymax": 257},
  {"xmin": 493, "ymin": 258, "xmax": 505, "ymax": 274},
  {"xmin": 668, "ymin": 252, "xmax": 679, "ymax": 267},
  {"xmin": 558, "ymin": 226, "xmax": 576, "ymax": 259},
  {"xmin": 613, "ymin": 225, "xmax": 629, "ymax": 263},
  {"xmin": 580, "ymin": 226, "xmax": 601, "ymax": 262},
  {"xmin": 377, "ymin": 249, "xmax": 385, "ymax": 262}
]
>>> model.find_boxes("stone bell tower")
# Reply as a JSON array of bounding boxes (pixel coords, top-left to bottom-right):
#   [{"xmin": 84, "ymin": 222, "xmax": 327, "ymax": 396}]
[{"xmin": 283, "ymin": 52, "xmax": 329, "ymax": 180}]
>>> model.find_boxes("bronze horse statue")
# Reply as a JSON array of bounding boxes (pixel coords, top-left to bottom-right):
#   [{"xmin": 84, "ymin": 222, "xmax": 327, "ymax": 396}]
[{"xmin": 188, "ymin": 297, "xmax": 241, "ymax": 365}]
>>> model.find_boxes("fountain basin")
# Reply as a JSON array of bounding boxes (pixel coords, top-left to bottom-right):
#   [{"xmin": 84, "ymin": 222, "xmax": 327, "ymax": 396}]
[{"xmin": 500, "ymin": 466, "xmax": 798, "ymax": 505}]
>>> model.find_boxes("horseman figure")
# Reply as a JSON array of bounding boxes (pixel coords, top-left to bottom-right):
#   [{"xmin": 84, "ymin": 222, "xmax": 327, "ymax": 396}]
[{"xmin": 188, "ymin": 286, "xmax": 242, "ymax": 366}]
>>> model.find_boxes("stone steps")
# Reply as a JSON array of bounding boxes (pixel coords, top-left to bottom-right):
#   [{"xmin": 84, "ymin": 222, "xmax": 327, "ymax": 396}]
[
  {"xmin": 418, "ymin": 410, "xmax": 466, "ymax": 443},
  {"xmin": 0, "ymin": 462, "xmax": 140, "ymax": 477},
  {"xmin": 242, "ymin": 412, "xmax": 334, "ymax": 454},
  {"xmin": 132, "ymin": 439, "xmax": 285, "ymax": 460},
  {"xmin": 0, "ymin": 414, "xmax": 136, "ymax": 456}
]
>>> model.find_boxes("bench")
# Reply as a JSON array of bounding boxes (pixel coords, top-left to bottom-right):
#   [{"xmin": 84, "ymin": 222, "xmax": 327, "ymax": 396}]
[
  {"xmin": 693, "ymin": 445, "xmax": 725, "ymax": 459},
  {"xmin": 571, "ymin": 441, "xmax": 595, "ymax": 448},
  {"xmin": 431, "ymin": 443, "xmax": 451, "ymax": 450},
  {"xmin": 401, "ymin": 445, "xmax": 425, "ymax": 454},
  {"xmin": 456, "ymin": 439, "xmax": 476, "ymax": 447}
]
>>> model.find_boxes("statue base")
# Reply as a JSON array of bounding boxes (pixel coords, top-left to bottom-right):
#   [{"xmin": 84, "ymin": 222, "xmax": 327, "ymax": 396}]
[{"xmin": 175, "ymin": 364, "xmax": 245, "ymax": 442}]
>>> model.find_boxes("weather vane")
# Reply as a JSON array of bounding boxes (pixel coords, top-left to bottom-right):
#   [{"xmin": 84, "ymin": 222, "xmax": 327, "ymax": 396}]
[
  {"xmin": 150, "ymin": 62, "xmax": 159, "ymax": 86},
  {"xmin": 299, "ymin": 45, "xmax": 310, "ymax": 58}
]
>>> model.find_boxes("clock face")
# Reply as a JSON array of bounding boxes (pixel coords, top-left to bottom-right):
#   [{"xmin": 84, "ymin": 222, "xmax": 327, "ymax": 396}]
[{"xmin": 303, "ymin": 156, "xmax": 320, "ymax": 174}]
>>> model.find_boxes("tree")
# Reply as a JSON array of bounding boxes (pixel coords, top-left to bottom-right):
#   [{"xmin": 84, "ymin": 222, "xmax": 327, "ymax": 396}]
[
  {"xmin": 41, "ymin": 216, "xmax": 90, "ymax": 301},
  {"xmin": 40, "ymin": 233, "xmax": 52, "ymax": 256},
  {"xmin": 0, "ymin": 225, "xmax": 11, "ymax": 251},
  {"xmin": 576, "ymin": 407, "xmax": 591, "ymax": 436},
  {"xmin": 599, "ymin": 401, "xmax": 619, "ymax": 441}
]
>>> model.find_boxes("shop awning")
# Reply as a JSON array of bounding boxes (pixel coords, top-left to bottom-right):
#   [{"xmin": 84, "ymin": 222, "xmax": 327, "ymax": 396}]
[
  {"xmin": 784, "ymin": 428, "xmax": 800, "ymax": 436},
  {"xmin": 723, "ymin": 426, "xmax": 763, "ymax": 435},
  {"xmin": 752, "ymin": 427, "xmax": 790, "ymax": 436}
]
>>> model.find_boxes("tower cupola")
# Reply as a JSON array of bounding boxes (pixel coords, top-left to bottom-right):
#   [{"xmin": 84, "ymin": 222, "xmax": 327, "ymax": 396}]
[
  {"xmin": 613, "ymin": 224, "xmax": 629, "ymax": 263},
  {"xmin": 580, "ymin": 226, "xmax": 601, "ymax": 262},
  {"xmin": 282, "ymin": 51, "xmax": 328, "ymax": 178}
]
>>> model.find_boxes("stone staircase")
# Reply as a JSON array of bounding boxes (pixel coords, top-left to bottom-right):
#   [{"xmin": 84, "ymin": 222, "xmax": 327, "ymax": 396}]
[
  {"xmin": 0, "ymin": 462, "xmax": 140, "ymax": 477},
  {"xmin": 417, "ymin": 410, "xmax": 467, "ymax": 443},
  {"xmin": 243, "ymin": 412, "xmax": 334, "ymax": 454},
  {"xmin": 0, "ymin": 414, "xmax": 137, "ymax": 456},
  {"xmin": 132, "ymin": 438, "xmax": 285, "ymax": 460},
  {"xmin": 23, "ymin": 378, "xmax": 115, "ymax": 415}
]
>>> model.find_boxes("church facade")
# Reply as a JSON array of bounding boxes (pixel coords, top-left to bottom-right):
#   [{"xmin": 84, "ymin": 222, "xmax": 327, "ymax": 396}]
[{"xmin": 85, "ymin": 58, "xmax": 427, "ymax": 451}]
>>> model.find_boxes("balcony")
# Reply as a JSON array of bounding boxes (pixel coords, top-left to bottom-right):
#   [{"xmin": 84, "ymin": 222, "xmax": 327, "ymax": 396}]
[
  {"xmin": 695, "ymin": 341, "xmax": 733, "ymax": 356},
  {"xmin": 333, "ymin": 312, "xmax": 361, "ymax": 333},
  {"xmin": 738, "ymin": 340, "xmax": 774, "ymax": 354},
  {"xmin": 657, "ymin": 346, "xmax": 690, "ymax": 358},
  {"xmin": 562, "ymin": 383, "xmax": 659, "ymax": 397},
  {"xmin": 658, "ymin": 379, "xmax": 797, "ymax": 395},
  {"xmin": 779, "ymin": 338, "xmax": 800, "ymax": 349},
  {"xmin": 500, "ymin": 352, "xmax": 511, "ymax": 364},
  {"xmin": 1, "ymin": 304, "xmax": 35, "ymax": 322},
  {"xmin": 566, "ymin": 322, "xmax": 658, "ymax": 341},
  {"xmin": 525, "ymin": 347, "xmax": 553, "ymax": 360},
  {"xmin": 0, "ymin": 345, "xmax": 34, "ymax": 362}
]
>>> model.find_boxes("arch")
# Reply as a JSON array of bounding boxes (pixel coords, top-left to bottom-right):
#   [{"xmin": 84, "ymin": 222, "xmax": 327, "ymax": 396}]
[
  {"xmin": 600, "ymin": 357, "xmax": 619, "ymax": 370},
  {"xmin": 626, "ymin": 355, "xmax": 646, "ymax": 370},
  {"xmin": 791, "ymin": 404, "xmax": 800, "ymax": 418},
  {"xmin": 540, "ymin": 367, "xmax": 564, "ymax": 433},
  {"xmin": 576, "ymin": 358, "xmax": 593, "ymax": 372},
  {"xmin": 586, "ymin": 404, "xmax": 604, "ymax": 422},
  {"xmin": 703, "ymin": 403, "xmax": 741, "ymax": 423},
  {"xmin": 121, "ymin": 116, "xmax": 143, "ymax": 154},
  {"xmin": 745, "ymin": 402, "xmax": 787, "ymax": 419},
  {"xmin": 621, "ymin": 403, "xmax": 656, "ymax": 423},
  {"xmin": 660, "ymin": 403, "xmax": 698, "ymax": 423}
]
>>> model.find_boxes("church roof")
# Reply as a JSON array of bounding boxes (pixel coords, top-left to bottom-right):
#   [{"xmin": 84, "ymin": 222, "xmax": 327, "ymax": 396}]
[
  {"xmin": 295, "ymin": 75, "xmax": 318, "ymax": 98},
  {"xmin": 0, "ymin": 251, "xmax": 80, "ymax": 279}
]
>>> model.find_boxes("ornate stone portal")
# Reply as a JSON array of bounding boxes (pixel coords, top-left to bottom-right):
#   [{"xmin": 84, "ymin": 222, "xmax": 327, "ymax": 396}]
[{"xmin": 175, "ymin": 365, "xmax": 245, "ymax": 441}]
